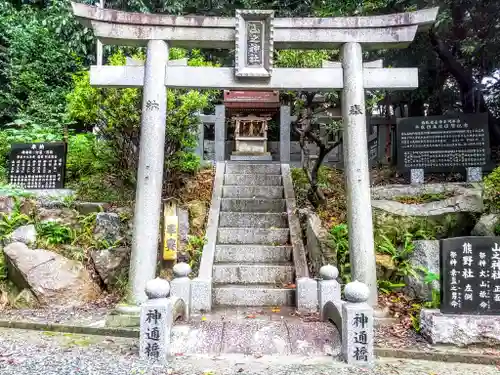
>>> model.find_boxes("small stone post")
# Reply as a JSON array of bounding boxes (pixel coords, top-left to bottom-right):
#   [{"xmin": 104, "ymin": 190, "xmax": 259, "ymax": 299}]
[
  {"xmin": 297, "ymin": 277, "xmax": 318, "ymax": 313},
  {"xmin": 318, "ymin": 265, "xmax": 341, "ymax": 320},
  {"xmin": 341, "ymin": 42, "xmax": 378, "ymax": 306},
  {"xmin": 341, "ymin": 280, "xmax": 374, "ymax": 367},
  {"xmin": 170, "ymin": 262, "xmax": 192, "ymax": 318},
  {"xmin": 140, "ymin": 278, "xmax": 173, "ymax": 363},
  {"xmin": 129, "ymin": 40, "xmax": 169, "ymax": 304},
  {"xmin": 190, "ymin": 277, "xmax": 212, "ymax": 312}
]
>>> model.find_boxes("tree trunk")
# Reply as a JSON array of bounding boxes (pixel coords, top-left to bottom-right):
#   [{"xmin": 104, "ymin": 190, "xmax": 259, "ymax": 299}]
[{"xmin": 429, "ymin": 30, "xmax": 500, "ymax": 145}]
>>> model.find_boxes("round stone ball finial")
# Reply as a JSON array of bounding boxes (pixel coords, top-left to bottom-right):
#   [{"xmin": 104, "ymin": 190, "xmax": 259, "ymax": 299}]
[
  {"xmin": 145, "ymin": 277, "xmax": 170, "ymax": 299},
  {"xmin": 344, "ymin": 280, "xmax": 370, "ymax": 303},
  {"xmin": 319, "ymin": 264, "xmax": 339, "ymax": 280},
  {"xmin": 173, "ymin": 262, "xmax": 192, "ymax": 278}
]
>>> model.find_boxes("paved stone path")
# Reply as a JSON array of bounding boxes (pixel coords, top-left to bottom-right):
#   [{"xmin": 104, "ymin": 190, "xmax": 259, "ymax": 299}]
[{"xmin": 0, "ymin": 328, "xmax": 499, "ymax": 375}]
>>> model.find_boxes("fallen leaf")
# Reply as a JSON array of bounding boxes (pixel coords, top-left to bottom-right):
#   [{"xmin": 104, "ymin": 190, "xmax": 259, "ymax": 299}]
[
  {"xmin": 246, "ymin": 314, "xmax": 256, "ymax": 319},
  {"xmin": 201, "ymin": 316, "xmax": 207, "ymax": 321}
]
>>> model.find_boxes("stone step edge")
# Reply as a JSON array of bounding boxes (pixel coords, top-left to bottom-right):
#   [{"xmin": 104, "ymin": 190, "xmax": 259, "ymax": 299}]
[{"xmin": 213, "ymin": 262, "xmax": 294, "ymax": 267}]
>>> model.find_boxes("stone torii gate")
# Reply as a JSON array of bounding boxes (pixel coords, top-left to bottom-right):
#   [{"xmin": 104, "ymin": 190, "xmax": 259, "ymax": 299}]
[{"xmin": 72, "ymin": 3, "xmax": 438, "ymax": 306}]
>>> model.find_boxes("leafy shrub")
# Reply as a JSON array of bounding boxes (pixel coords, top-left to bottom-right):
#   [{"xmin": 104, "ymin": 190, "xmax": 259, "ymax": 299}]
[
  {"xmin": 0, "ymin": 199, "xmax": 32, "ymax": 241},
  {"xmin": 66, "ymin": 49, "xmax": 216, "ymax": 197},
  {"xmin": 328, "ymin": 223, "xmax": 350, "ymax": 283},
  {"xmin": 36, "ymin": 222, "xmax": 74, "ymax": 246},
  {"xmin": 483, "ymin": 166, "xmax": 500, "ymax": 212}
]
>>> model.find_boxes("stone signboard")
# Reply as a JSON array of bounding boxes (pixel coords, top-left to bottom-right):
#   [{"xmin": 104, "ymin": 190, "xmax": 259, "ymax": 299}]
[
  {"xmin": 396, "ymin": 113, "xmax": 489, "ymax": 172},
  {"xmin": 8, "ymin": 142, "xmax": 67, "ymax": 189},
  {"xmin": 234, "ymin": 10, "xmax": 274, "ymax": 77},
  {"xmin": 440, "ymin": 236, "xmax": 500, "ymax": 315}
]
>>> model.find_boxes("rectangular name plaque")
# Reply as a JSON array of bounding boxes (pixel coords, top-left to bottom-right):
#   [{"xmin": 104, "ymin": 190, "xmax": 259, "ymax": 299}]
[
  {"xmin": 246, "ymin": 21, "xmax": 264, "ymax": 66},
  {"xmin": 396, "ymin": 113, "xmax": 489, "ymax": 172},
  {"xmin": 235, "ymin": 9, "xmax": 274, "ymax": 78},
  {"xmin": 440, "ymin": 236, "xmax": 500, "ymax": 315},
  {"xmin": 8, "ymin": 142, "xmax": 67, "ymax": 189}
]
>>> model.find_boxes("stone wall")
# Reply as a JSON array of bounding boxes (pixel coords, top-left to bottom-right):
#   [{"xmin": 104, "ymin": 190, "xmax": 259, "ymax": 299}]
[{"xmin": 299, "ymin": 209, "xmax": 336, "ymax": 277}]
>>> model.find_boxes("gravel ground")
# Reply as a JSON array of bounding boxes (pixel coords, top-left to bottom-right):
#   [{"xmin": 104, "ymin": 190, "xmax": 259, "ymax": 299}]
[{"xmin": 0, "ymin": 328, "xmax": 499, "ymax": 375}]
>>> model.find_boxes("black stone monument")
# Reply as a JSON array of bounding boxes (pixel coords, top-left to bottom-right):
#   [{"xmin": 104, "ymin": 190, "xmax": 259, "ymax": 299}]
[
  {"xmin": 8, "ymin": 142, "xmax": 67, "ymax": 189},
  {"xmin": 440, "ymin": 236, "xmax": 500, "ymax": 315},
  {"xmin": 396, "ymin": 113, "xmax": 490, "ymax": 172}
]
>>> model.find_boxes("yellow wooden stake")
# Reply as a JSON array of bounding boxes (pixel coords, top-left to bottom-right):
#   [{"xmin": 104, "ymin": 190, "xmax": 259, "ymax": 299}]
[{"xmin": 163, "ymin": 200, "xmax": 178, "ymax": 261}]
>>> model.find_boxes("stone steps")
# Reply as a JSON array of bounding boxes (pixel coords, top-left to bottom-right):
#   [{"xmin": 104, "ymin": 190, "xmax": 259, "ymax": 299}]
[
  {"xmin": 220, "ymin": 198, "xmax": 286, "ymax": 212},
  {"xmin": 224, "ymin": 174, "xmax": 282, "ymax": 186},
  {"xmin": 225, "ymin": 163, "xmax": 281, "ymax": 175},
  {"xmin": 214, "ymin": 245, "xmax": 292, "ymax": 263},
  {"xmin": 211, "ymin": 162, "xmax": 295, "ymax": 308},
  {"xmin": 222, "ymin": 185, "xmax": 284, "ymax": 199},
  {"xmin": 212, "ymin": 284, "xmax": 295, "ymax": 306},
  {"xmin": 218, "ymin": 212, "xmax": 288, "ymax": 228},
  {"xmin": 217, "ymin": 228, "xmax": 289, "ymax": 245},
  {"xmin": 212, "ymin": 263, "xmax": 295, "ymax": 284}
]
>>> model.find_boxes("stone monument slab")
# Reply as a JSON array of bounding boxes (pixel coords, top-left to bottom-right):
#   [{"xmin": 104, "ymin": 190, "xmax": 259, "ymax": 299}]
[
  {"xmin": 440, "ymin": 236, "xmax": 500, "ymax": 315},
  {"xmin": 396, "ymin": 113, "xmax": 490, "ymax": 179},
  {"xmin": 9, "ymin": 142, "xmax": 67, "ymax": 189}
]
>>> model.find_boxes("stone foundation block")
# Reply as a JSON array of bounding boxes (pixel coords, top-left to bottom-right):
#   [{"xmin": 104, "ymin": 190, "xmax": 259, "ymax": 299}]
[{"xmin": 420, "ymin": 308, "xmax": 500, "ymax": 346}]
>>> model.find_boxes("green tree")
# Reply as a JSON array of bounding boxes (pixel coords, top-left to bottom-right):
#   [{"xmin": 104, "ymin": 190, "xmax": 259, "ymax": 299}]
[{"xmin": 67, "ymin": 48, "xmax": 218, "ymax": 194}]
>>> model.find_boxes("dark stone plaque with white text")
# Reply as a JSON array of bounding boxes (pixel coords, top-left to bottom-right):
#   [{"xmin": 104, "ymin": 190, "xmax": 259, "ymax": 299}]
[
  {"xmin": 440, "ymin": 236, "xmax": 500, "ymax": 315},
  {"xmin": 8, "ymin": 142, "xmax": 67, "ymax": 189},
  {"xmin": 396, "ymin": 113, "xmax": 489, "ymax": 172}
]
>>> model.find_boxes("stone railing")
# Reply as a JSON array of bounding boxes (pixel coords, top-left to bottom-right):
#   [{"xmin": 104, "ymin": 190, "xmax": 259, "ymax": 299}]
[
  {"xmin": 192, "ymin": 161, "xmax": 225, "ymax": 312},
  {"xmin": 297, "ymin": 265, "xmax": 374, "ymax": 367},
  {"xmin": 139, "ymin": 263, "xmax": 373, "ymax": 367}
]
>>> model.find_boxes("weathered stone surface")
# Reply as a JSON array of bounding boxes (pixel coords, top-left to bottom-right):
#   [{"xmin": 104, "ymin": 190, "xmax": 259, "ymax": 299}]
[
  {"xmin": 177, "ymin": 207, "xmax": 190, "ymax": 243},
  {"xmin": 305, "ymin": 212, "xmax": 336, "ymax": 275},
  {"xmin": 215, "ymin": 245, "xmax": 292, "ymax": 263},
  {"xmin": 219, "ymin": 212, "xmax": 288, "ymax": 228},
  {"xmin": 372, "ymin": 183, "xmax": 483, "ymax": 238},
  {"xmin": 297, "ymin": 277, "xmax": 318, "ymax": 313},
  {"xmin": 91, "ymin": 247, "xmax": 130, "ymax": 286},
  {"xmin": 5, "ymin": 224, "xmax": 37, "ymax": 247},
  {"xmin": 74, "ymin": 202, "xmax": 109, "ymax": 215},
  {"xmin": 217, "ymin": 227, "xmax": 289, "ymax": 245},
  {"xmin": 0, "ymin": 196, "xmax": 15, "ymax": 214},
  {"xmin": 37, "ymin": 207, "xmax": 79, "ymax": 226},
  {"xmin": 213, "ymin": 284, "xmax": 294, "ymax": 306},
  {"xmin": 404, "ymin": 240, "xmax": 440, "ymax": 300},
  {"xmin": 4, "ymin": 242, "xmax": 100, "ymax": 306},
  {"xmin": 173, "ymin": 262, "xmax": 191, "ymax": 278},
  {"xmin": 344, "ymin": 281, "xmax": 370, "ymax": 303},
  {"xmin": 0, "ymin": 196, "xmax": 35, "ymax": 216},
  {"xmin": 319, "ymin": 265, "xmax": 338, "ymax": 280},
  {"xmin": 220, "ymin": 198, "xmax": 285, "ymax": 213},
  {"xmin": 186, "ymin": 200, "xmax": 207, "ymax": 233},
  {"xmin": 375, "ymin": 253, "xmax": 396, "ymax": 279},
  {"xmin": 145, "ymin": 277, "xmax": 170, "ymax": 299},
  {"xmin": 140, "ymin": 297, "xmax": 172, "ymax": 362},
  {"xmin": 420, "ymin": 308, "xmax": 500, "ymax": 346},
  {"xmin": 212, "ymin": 264, "xmax": 294, "ymax": 284},
  {"xmin": 94, "ymin": 212, "xmax": 121, "ymax": 243},
  {"xmin": 471, "ymin": 213, "xmax": 499, "ymax": 236}
]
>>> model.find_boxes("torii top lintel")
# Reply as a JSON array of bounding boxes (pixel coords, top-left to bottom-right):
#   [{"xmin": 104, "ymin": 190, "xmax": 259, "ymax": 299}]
[{"xmin": 71, "ymin": 2, "xmax": 438, "ymax": 50}]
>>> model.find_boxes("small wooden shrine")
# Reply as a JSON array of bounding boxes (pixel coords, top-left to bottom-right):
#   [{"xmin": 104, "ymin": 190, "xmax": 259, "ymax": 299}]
[{"xmin": 223, "ymin": 90, "xmax": 280, "ymax": 160}]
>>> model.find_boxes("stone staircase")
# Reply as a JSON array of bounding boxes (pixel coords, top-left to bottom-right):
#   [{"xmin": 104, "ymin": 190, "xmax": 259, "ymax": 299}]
[{"xmin": 212, "ymin": 162, "xmax": 296, "ymax": 307}]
